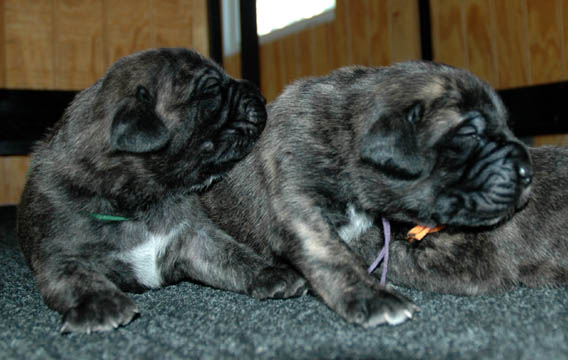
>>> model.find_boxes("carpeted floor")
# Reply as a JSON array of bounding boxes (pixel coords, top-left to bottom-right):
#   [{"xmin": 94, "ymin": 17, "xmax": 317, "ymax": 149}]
[{"xmin": 1, "ymin": 205, "xmax": 567, "ymax": 360}]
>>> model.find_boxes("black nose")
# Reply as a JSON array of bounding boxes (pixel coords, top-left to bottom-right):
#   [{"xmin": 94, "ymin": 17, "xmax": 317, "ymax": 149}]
[{"xmin": 517, "ymin": 163, "xmax": 533, "ymax": 186}]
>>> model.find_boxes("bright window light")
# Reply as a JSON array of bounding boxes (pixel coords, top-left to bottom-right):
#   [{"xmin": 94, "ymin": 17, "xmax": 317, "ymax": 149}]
[{"xmin": 256, "ymin": 0, "xmax": 335, "ymax": 36}]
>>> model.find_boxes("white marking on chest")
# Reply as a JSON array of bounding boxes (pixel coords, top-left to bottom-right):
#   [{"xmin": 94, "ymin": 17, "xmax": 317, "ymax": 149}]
[
  {"xmin": 122, "ymin": 224, "xmax": 185, "ymax": 288},
  {"xmin": 337, "ymin": 204, "xmax": 374, "ymax": 243}
]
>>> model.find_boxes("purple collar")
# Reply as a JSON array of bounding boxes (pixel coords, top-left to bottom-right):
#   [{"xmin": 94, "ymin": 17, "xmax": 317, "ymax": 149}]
[{"xmin": 368, "ymin": 217, "xmax": 391, "ymax": 286}]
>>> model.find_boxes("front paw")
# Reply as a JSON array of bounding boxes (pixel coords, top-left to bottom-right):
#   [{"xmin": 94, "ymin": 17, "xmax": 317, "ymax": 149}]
[
  {"xmin": 248, "ymin": 266, "xmax": 309, "ymax": 299},
  {"xmin": 60, "ymin": 291, "xmax": 139, "ymax": 334},
  {"xmin": 339, "ymin": 286, "xmax": 418, "ymax": 327}
]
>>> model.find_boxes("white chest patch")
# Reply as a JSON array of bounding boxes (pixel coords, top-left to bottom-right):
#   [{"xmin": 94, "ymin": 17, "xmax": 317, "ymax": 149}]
[
  {"xmin": 337, "ymin": 204, "xmax": 374, "ymax": 243},
  {"xmin": 121, "ymin": 224, "xmax": 185, "ymax": 288}
]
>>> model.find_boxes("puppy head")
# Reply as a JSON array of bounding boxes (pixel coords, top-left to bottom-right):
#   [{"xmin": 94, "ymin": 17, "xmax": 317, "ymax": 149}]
[
  {"xmin": 72, "ymin": 48, "xmax": 266, "ymax": 194},
  {"xmin": 355, "ymin": 61, "xmax": 532, "ymax": 228}
]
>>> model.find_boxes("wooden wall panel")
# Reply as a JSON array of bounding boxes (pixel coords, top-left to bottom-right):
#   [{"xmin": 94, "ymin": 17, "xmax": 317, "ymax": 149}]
[
  {"xmin": 0, "ymin": 1, "xmax": 5, "ymax": 87},
  {"xmin": 494, "ymin": 0, "xmax": 530, "ymax": 89},
  {"xmin": 190, "ymin": 0, "xmax": 209, "ymax": 55},
  {"xmin": 311, "ymin": 23, "xmax": 334, "ymax": 76},
  {"xmin": 104, "ymin": 0, "xmax": 153, "ymax": 67},
  {"xmin": 257, "ymin": 0, "xmax": 422, "ymax": 100},
  {"xmin": 431, "ymin": 0, "xmax": 467, "ymax": 68},
  {"xmin": 271, "ymin": 40, "xmax": 286, "ymax": 97},
  {"xmin": 1, "ymin": 156, "xmax": 31, "ymax": 204},
  {"xmin": 260, "ymin": 41, "xmax": 283, "ymax": 102},
  {"xmin": 223, "ymin": 53, "xmax": 242, "ymax": 79},
  {"xmin": 153, "ymin": 0, "xmax": 193, "ymax": 48},
  {"xmin": 465, "ymin": 0, "xmax": 497, "ymax": 86},
  {"xmin": 3, "ymin": 0, "xmax": 209, "ymax": 91},
  {"xmin": 563, "ymin": 0, "xmax": 568, "ymax": 77},
  {"xmin": 296, "ymin": 29, "xmax": 313, "ymax": 79},
  {"xmin": 5, "ymin": 0, "xmax": 55, "ymax": 89},
  {"xmin": 368, "ymin": 0, "xmax": 390, "ymax": 67},
  {"xmin": 331, "ymin": 0, "xmax": 350, "ymax": 68},
  {"xmin": 349, "ymin": 0, "xmax": 370, "ymax": 66},
  {"xmin": 534, "ymin": 135, "xmax": 568, "ymax": 147},
  {"xmin": 390, "ymin": 0, "xmax": 421, "ymax": 63},
  {"xmin": 281, "ymin": 34, "xmax": 299, "ymax": 84},
  {"xmin": 55, "ymin": 0, "xmax": 104, "ymax": 90},
  {"xmin": 526, "ymin": 0, "xmax": 565, "ymax": 85}
]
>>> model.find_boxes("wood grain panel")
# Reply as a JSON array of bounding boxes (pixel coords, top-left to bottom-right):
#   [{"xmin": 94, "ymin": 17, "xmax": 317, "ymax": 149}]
[
  {"xmin": 272, "ymin": 39, "xmax": 286, "ymax": 96},
  {"xmin": 534, "ymin": 134, "xmax": 568, "ymax": 147},
  {"xmin": 349, "ymin": 0, "xmax": 370, "ymax": 65},
  {"xmin": 431, "ymin": 0, "xmax": 467, "ymax": 68},
  {"xmin": 526, "ymin": 0, "xmax": 564, "ymax": 84},
  {"xmin": 390, "ymin": 0, "xmax": 421, "ymax": 63},
  {"xmin": 494, "ymin": 0, "xmax": 530, "ymax": 89},
  {"xmin": 331, "ymin": 0, "xmax": 350, "ymax": 68},
  {"xmin": 4, "ymin": 0, "xmax": 55, "ymax": 89},
  {"xmin": 260, "ymin": 41, "xmax": 281, "ymax": 102},
  {"xmin": 223, "ymin": 53, "xmax": 242, "ymax": 79},
  {"xmin": 369, "ymin": 0, "xmax": 390, "ymax": 67},
  {"xmin": 296, "ymin": 29, "xmax": 313, "ymax": 79},
  {"xmin": 104, "ymin": 0, "xmax": 152, "ymax": 67},
  {"xmin": 0, "ymin": 159, "xmax": 4, "ymax": 203},
  {"xmin": 0, "ymin": 159, "xmax": 6, "ymax": 204},
  {"xmin": 190, "ymin": 0, "xmax": 209, "ymax": 56},
  {"xmin": 281, "ymin": 33, "xmax": 299, "ymax": 85},
  {"xmin": 0, "ymin": 159, "xmax": 4, "ymax": 204},
  {"xmin": 0, "ymin": 156, "xmax": 31, "ymax": 204},
  {"xmin": 153, "ymin": 0, "xmax": 193, "ymax": 49},
  {"xmin": 464, "ymin": 0, "xmax": 497, "ymax": 86},
  {"xmin": 55, "ymin": 0, "xmax": 104, "ymax": 90},
  {"xmin": 0, "ymin": 1, "xmax": 5, "ymax": 87},
  {"xmin": 311, "ymin": 23, "xmax": 333, "ymax": 76},
  {"xmin": 562, "ymin": 0, "xmax": 568, "ymax": 77}
]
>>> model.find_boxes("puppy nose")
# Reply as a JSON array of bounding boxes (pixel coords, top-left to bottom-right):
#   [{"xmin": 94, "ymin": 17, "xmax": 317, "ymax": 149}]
[{"xmin": 517, "ymin": 164, "xmax": 533, "ymax": 186}]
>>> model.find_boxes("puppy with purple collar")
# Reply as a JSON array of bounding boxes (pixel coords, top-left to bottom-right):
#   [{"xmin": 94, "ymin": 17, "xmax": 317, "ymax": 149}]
[{"xmin": 199, "ymin": 61, "xmax": 532, "ymax": 327}]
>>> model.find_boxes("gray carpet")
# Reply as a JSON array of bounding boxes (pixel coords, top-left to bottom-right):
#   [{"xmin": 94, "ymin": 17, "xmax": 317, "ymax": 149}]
[{"xmin": 2, "ymin": 205, "xmax": 567, "ymax": 360}]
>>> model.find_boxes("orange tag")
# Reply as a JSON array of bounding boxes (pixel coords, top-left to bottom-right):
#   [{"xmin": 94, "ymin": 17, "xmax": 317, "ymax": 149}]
[{"xmin": 407, "ymin": 225, "xmax": 445, "ymax": 243}]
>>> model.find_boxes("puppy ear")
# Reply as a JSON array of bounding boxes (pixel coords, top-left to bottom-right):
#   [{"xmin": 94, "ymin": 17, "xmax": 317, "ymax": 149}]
[
  {"xmin": 110, "ymin": 86, "xmax": 170, "ymax": 153},
  {"xmin": 360, "ymin": 102, "xmax": 425, "ymax": 179}
]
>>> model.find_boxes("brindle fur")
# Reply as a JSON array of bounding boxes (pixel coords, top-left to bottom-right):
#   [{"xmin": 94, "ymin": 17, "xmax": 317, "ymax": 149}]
[
  {"xmin": 17, "ymin": 48, "xmax": 306, "ymax": 334},
  {"xmin": 351, "ymin": 146, "xmax": 568, "ymax": 295},
  {"xmin": 199, "ymin": 62, "xmax": 532, "ymax": 327}
]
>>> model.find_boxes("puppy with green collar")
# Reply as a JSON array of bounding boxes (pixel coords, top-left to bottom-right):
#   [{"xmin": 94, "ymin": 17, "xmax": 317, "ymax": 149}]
[{"xmin": 17, "ymin": 48, "xmax": 306, "ymax": 333}]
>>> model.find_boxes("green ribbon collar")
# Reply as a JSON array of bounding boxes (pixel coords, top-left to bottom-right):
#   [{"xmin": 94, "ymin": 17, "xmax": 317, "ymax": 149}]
[{"xmin": 80, "ymin": 211, "xmax": 130, "ymax": 222}]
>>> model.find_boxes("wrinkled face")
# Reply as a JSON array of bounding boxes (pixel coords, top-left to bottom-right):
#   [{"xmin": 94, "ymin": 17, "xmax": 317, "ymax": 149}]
[
  {"xmin": 102, "ymin": 48, "xmax": 266, "ymax": 191},
  {"xmin": 356, "ymin": 61, "xmax": 532, "ymax": 228}
]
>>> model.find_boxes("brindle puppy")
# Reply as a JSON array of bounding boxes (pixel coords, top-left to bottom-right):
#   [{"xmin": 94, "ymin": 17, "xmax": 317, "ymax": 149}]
[
  {"xmin": 199, "ymin": 61, "xmax": 533, "ymax": 327},
  {"xmin": 17, "ymin": 48, "xmax": 306, "ymax": 334}
]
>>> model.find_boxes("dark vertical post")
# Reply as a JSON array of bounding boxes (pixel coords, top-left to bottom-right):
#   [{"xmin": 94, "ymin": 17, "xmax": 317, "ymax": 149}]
[
  {"xmin": 240, "ymin": 0, "xmax": 260, "ymax": 88},
  {"xmin": 418, "ymin": 0, "xmax": 433, "ymax": 61},
  {"xmin": 207, "ymin": 0, "xmax": 224, "ymax": 66}
]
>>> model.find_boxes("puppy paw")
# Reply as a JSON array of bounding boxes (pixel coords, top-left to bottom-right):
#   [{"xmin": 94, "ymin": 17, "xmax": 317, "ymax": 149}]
[
  {"xmin": 340, "ymin": 287, "xmax": 418, "ymax": 327},
  {"xmin": 60, "ymin": 291, "xmax": 139, "ymax": 334},
  {"xmin": 248, "ymin": 267, "xmax": 309, "ymax": 299}
]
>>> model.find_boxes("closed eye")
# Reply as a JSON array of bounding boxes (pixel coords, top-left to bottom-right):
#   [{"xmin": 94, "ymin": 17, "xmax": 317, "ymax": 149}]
[
  {"xmin": 199, "ymin": 79, "xmax": 221, "ymax": 97},
  {"xmin": 456, "ymin": 111, "xmax": 485, "ymax": 138},
  {"xmin": 456, "ymin": 125, "xmax": 478, "ymax": 137}
]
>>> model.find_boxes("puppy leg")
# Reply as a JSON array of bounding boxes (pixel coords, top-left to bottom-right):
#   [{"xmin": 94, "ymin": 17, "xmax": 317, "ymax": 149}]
[
  {"xmin": 160, "ymin": 220, "xmax": 308, "ymax": 299},
  {"xmin": 385, "ymin": 232, "xmax": 517, "ymax": 295},
  {"xmin": 37, "ymin": 258, "xmax": 139, "ymax": 334},
  {"xmin": 277, "ymin": 208, "xmax": 417, "ymax": 327}
]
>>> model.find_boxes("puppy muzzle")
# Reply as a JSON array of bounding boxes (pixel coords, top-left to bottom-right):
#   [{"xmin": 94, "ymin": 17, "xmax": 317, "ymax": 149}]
[
  {"xmin": 436, "ymin": 140, "xmax": 532, "ymax": 227},
  {"xmin": 226, "ymin": 80, "xmax": 267, "ymax": 139}
]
